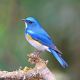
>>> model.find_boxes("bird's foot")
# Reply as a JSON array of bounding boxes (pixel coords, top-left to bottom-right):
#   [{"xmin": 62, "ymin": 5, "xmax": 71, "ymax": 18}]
[{"xmin": 34, "ymin": 50, "xmax": 42, "ymax": 57}]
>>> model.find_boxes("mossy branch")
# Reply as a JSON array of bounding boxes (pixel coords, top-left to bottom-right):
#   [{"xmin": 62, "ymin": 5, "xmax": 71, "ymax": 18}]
[{"xmin": 0, "ymin": 51, "xmax": 56, "ymax": 80}]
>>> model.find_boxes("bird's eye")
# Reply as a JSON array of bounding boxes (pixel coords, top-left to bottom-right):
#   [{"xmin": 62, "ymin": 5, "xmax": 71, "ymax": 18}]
[{"xmin": 28, "ymin": 21, "xmax": 33, "ymax": 24}]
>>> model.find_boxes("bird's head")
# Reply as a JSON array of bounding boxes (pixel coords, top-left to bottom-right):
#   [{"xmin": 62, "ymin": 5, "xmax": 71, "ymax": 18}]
[{"xmin": 22, "ymin": 17, "xmax": 38, "ymax": 28}]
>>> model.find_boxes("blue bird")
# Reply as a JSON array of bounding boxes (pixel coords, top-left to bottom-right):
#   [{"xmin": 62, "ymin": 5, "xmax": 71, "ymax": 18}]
[{"xmin": 22, "ymin": 17, "xmax": 68, "ymax": 68}]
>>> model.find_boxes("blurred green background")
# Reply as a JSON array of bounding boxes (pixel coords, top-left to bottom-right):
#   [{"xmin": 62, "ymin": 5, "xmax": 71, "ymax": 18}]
[{"xmin": 0, "ymin": 0, "xmax": 80, "ymax": 80}]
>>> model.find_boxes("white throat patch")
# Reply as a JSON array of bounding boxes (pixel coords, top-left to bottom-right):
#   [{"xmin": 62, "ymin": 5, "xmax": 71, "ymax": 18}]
[{"xmin": 25, "ymin": 22, "xmax": 28, "ymax": 28}]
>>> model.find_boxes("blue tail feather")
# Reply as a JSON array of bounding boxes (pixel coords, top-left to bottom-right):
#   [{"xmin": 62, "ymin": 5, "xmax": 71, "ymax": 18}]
[{"xmin": 49, "ymin": 48, "xmax": 68, "ymax": 68}]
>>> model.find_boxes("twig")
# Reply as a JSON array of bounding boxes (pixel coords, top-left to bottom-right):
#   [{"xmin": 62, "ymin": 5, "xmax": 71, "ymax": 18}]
[{"xmin": 0, "ymin": 51, "xmax": 56, "ymax": 80}]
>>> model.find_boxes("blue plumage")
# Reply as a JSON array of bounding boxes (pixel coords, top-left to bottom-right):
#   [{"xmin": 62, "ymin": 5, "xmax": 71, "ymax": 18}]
[
  {"xmin": 22, "ymin": 17, "xmax": 68, "ymax": 68},
  {"xmin": 49, "ymin": 48, "xmax": 68, "ymax": 68}
]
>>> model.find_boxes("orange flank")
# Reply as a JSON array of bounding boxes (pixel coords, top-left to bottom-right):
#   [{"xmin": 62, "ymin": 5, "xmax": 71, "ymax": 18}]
[{"xmin": 26, "ymin": 34, "xmax": 42, "ymax": 46}]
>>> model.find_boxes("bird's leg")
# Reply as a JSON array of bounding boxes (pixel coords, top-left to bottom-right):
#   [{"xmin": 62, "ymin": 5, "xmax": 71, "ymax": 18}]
[
  {"xmin": 34, "ymin": 49, "xmax": 42, "ymax": 57},
  {"xmin": 28, "ymin": 50, "xmax": 42, "ymax": 64}
]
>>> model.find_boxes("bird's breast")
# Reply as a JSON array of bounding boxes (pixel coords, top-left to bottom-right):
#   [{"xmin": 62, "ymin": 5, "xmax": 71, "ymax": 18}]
[{"xmin": 25, "ymin": 33, "xmax": 49, "ymax": 51}]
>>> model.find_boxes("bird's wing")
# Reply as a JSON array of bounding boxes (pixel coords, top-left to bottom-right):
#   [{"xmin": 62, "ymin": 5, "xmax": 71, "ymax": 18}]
[
  {"xmin": 27, "ymin": 29, "xmax": 53, "ymax": 46},
  {"xmin": 27, "ymin": 30, "xmax": 62, "ymax": 54}
]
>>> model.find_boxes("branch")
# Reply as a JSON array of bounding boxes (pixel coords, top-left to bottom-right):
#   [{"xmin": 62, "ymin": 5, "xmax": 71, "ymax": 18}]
[{"xmin": 0, "ymin": 52, "xmax": 56, "ymax": 80}]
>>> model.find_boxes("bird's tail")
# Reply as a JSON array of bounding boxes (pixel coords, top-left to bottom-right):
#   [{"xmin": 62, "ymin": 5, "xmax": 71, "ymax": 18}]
[{"xmin": 49, "ymin": 48, "xmax": 68, "ymax": 68}]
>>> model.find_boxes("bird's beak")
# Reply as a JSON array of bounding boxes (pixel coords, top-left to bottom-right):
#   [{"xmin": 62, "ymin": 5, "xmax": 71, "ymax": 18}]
[{"xmin": 21, "ymin": 19, "xmax": 25, "ymax": 21}]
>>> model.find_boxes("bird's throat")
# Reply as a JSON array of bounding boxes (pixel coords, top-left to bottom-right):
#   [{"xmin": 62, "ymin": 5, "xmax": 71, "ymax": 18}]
[{"xmin": 25, "ymin": 22, "xmax": 28, "ymax": 28}]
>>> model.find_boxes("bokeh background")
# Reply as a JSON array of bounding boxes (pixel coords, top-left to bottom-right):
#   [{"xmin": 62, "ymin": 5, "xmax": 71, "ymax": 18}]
[{"xmin": 0, "ymin": 0, "xmax": 80, "ymax": 80}]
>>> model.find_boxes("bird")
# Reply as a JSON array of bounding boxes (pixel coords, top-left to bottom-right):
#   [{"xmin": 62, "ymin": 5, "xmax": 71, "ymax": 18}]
[{"xmin": 22, "ymin": 17, "xmax": 68, "ymax": 68}]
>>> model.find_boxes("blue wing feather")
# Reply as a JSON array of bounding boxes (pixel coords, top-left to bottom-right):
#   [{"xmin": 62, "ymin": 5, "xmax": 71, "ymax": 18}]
[
  {"xmin": 27, "ymin": 29, "xmax": 54, "ymax": 47},
  {"xmin": 26, "ymin": 27, "xmax": 62, "ymax": 54}
]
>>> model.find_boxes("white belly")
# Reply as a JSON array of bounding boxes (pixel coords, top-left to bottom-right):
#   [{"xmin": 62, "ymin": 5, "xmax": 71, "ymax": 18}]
[
  {"xmin": 28, "ymin": 40, "xmax": 48, "ymax": 51},
  {"xmin": 25, "ymin": 34, "xmax": 49, "ymax": 51}
]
